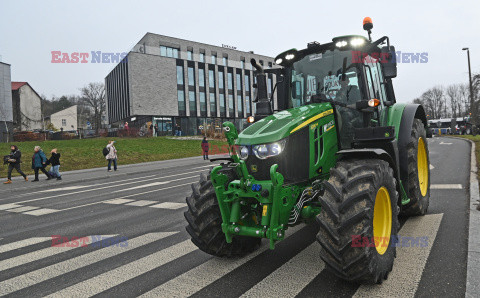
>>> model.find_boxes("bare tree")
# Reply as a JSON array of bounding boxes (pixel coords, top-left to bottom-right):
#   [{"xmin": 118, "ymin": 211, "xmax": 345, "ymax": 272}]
[
  {"xmin": 446, "ymin": 85, "xmax": 459, "ymax": 118},
  {"xmin": 80, "ymin": 82, "xmax": 105, "ymax": 134}
]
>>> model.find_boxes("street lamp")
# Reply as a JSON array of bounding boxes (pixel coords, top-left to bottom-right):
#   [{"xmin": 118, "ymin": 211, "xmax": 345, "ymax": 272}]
[{"xmin": 463, "ymin": 47, "xmax": 475, "ymax": 127}]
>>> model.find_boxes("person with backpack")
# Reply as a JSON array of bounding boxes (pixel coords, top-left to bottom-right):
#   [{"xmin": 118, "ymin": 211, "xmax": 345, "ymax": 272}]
[
  {"xmin": 105, "ymin": 141, "xmax": 118, "ymax": 172},
  {"xmin": 32, "ymin": 146, "xmax": 52, "ymax": 182},
  {"xmin": 4, "ymin": 145, "xmax": 28, "ymax": 184},
  {"xmin": 48, "ymin": 148, "xmax": 62, "ymax": 180}
]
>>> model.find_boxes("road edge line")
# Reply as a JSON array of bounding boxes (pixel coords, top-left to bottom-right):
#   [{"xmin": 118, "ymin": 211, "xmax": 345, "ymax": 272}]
[{"xmin": 461, "ymin": 138, "xmax": 480, "ymax": 298}]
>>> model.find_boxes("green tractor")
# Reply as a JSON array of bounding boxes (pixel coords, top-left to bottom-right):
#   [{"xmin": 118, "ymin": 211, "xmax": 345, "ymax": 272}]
[{"xmin": 185, "ymin": 18, "xmax": 430, "ymax": 284}]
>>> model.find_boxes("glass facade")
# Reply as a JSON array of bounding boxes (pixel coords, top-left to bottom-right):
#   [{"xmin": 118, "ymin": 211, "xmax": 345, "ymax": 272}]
[
  {"xmin": 223, "ymin": 57, "xmax": 228, "ymax": 66},
  {"xmin": 177, "ymin": 90, "xmax": 185, "ymax": 114},
  {"xmin": 189, "ymin": 91, "xmax": 196, "ymax": 114},
  {"xmin": 199, "ymin": 53, "xmax": 205, "ymax": 62},
  {"xmin": 211, "ymin": 55, "xmax": 216, "ymax": 64},
  {"xmin": 199, "ymin": 68, "xmax": 205, "ymax": 87},
  {"xmin": 188, "ymin": 50, "xmax": 193, "ymax": 60},
  {"xmin": 219, "ymin": 93, "xmax": 226, "ymax": 116},
  {"xmin": 237, "ymin": 95, "xmax": 243, "ymax": 114},
  {"xmin": 218, "ymin": 70, "xmax": 224, "ymax": 89},
  {"xmin": 200, "ymin": 92, "xmax": 206, "ymax": 115},
  {"xmin": 209, "ymin": 93, "xmax": 216, "ymax": 116},
  {"xmin": 176, "ymin": 65, "xmax": 184, "ymax": 85},
  {"xmin": 246, "ymin": 95, "xmax": 250, "ymax": 114},
  {"xmin": 228, "ymin": 94, "xmax": 234, "ymax": 115},
  {"xmin": 208, "ymin": 70, "xmax": 215, "ymax": 88},
  {"xmin": 160, "ymin": 46, "xmax": 179, "ymax": 58},
  {"xmin": 188, "ymin": 67, "xmax": 195, "ymax": 86},
  {"xmin": 241, "ymin": 60, "xmax": 245, "ymax": 68},
  {"xmin": 227, "ymin": 72, "xmax": 233, "ymax": 90}
]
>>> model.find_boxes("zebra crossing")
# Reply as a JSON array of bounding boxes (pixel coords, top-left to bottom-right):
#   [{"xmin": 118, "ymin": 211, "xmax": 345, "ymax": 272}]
[{"xmin": 0, "ymin": 214, "xmax": 444, "ymax": 297}]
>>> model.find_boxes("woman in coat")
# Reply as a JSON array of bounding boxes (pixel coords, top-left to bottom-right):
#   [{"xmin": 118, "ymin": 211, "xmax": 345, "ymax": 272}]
[
  {"xmin": 106, "ymin": 141, "xmax": 118, "ymax": 172},
  {"xmin": 32, "ymin": 146, "xmax": 52, "ymax": 182}
]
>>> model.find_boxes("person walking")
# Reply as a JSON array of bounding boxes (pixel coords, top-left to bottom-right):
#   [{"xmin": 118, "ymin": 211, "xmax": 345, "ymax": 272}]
[
  {"xmin": 48, "ymin": 148, "xmax": 62, "ymax": 180},
  {"xmin": 201, "ymin": 137, "xmax": 209, "ymax": 160},
  {"xmin": 32, "ymin": 146, "xmax": 51, "ymax": 182},
  {"xmin": 106, "ymin": 141, "xmax": 118, "ymax": 172},
  {"xmin": 4, "ymin": 145, "xmax": 28, "ymax": 184}
]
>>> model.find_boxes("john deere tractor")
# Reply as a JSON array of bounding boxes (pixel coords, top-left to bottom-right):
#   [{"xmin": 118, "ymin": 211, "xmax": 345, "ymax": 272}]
[{"xmin": 185, "ymin": 18, "xmax": 430, "ymax": 284}]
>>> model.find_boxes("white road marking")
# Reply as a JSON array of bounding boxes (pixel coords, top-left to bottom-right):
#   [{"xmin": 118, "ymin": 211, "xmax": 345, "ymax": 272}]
[
  {"xmin": 0, "ymin": 203, "xmax": 21, "ymax": 210},
  {"xmin": 430, "ymin": 164, "xmax": 435, "ymax": 170},
  {"xmin": 0, "ymin": 232, "xmax": 177, "ymax": 296},
  {"xmin": 125, "ymin": 200, "xmax": 158, "ymax": 206},
  {"xmin": 38, "ymin": 185, "xmax": 90, "ymax": 193},
  {"xmin": 353, "ymin": 213, "xmax": 443, "ymax": 297},
  {"xmin": 104, "ymin": 199, "xmax": 135, "ymax": 205},
  {"xmin": 113, "ymin": 181, "xmax": 169, "ymax": 193},
  {"xmin": 23, "ymin": 208, "xmax": 60, "ymax": 216},
  {"xmin": 439, "ymin": 141, "xmax": 452, "ymax": 145},
  {"xmin": 112, "ymin": 182, "xmax": 193, "ymax": 200},
  {"xmin": 150, "ymin": 202, "xmax": 187, "ymax": 209},
  {"xmin": 5, "ymin": 206, "xmax": 40, "ymax": 213},
  {"xmin": 0, "ymin": 237, "xmax": 51, "ymax": 254},
  {"xmin": 140, "ymin": 224, "xmax": 305, "ymax": 298},
  {"xmin": 241, "ymin": 242, "xmax": 324, "ymax": 298},
  {"xmin": 430, "ymin": 184, "xmax": 463, "ymax": 189},
  {"xmin": 0, "ymin": 235, "xmax": 116, "ymax": 272},
  {"xmin": 47, "ymin": 239, "xmax": 196, "ymax": 297}
]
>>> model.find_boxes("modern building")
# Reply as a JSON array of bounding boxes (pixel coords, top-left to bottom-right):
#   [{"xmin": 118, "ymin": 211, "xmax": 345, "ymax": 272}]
[
  {"xmin": 0, "ymin": 62, "xmax": 13, "ymax": 142},
  {"xmin": 11, "ymin": 82, "xmax": 43, "ymax": 131},
  {"xmin": 105, "ymin": 33, "xmax": 279, "ymax": 135},
  {"xmin": 49, "ymin": 105, "xmax": 78, "ymax": 131}
]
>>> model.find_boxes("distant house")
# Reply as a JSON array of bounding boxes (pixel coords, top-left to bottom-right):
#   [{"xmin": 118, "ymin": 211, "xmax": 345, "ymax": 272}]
[
  {"xmin": 11, "ymin": 82, "xmax": 43, "ymax": 131},
  {"xmin": 50, "ymin": 105, "xmax": 78, "ymax": 131},
  {"xmin": 0, "ymin": 62, "xmax": 13, "ymax": 142}
]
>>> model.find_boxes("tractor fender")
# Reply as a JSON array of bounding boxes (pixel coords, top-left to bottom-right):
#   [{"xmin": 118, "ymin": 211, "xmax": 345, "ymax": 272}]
[{"xmin": 336, "ymin": 148, "xmax": 402, "ymax": 206}]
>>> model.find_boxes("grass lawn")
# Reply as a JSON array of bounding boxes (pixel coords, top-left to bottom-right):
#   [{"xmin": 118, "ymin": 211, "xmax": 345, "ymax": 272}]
[{"xmin": 0, "ymin": 137, "xmax": 226, "ymax": 178}]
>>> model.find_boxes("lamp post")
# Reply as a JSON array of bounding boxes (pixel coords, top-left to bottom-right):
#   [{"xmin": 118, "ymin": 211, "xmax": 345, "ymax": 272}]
[{"xmin": 462, "ymin": 48, "xmax": 475, "ymax": 128}]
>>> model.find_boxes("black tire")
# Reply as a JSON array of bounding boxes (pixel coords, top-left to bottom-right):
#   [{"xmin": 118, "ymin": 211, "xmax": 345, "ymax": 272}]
[
  {"xmin": 316, "ymin": 159, "xmax": 399, "ymax": 284},
  {"xmin": 184, "ymin": 164, "xmax": 261, "ymax": 257},
  {"xmin": 401, "ymin": 119, "xmax": 430, "ymax": 216}
]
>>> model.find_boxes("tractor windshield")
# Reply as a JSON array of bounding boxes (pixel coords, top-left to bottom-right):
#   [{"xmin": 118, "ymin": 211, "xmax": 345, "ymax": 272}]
[{"xmin": 290, "ymin": 49, "xmax": 362, "ymax": 108}]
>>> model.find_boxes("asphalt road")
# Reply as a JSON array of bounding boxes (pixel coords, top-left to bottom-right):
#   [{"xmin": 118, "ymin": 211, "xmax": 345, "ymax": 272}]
[{"xmin": 0, "ymin": 136, "xmax": 472, "ymax": 297}]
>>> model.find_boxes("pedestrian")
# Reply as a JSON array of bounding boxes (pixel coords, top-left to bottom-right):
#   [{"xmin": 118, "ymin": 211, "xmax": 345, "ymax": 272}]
[
  {"xmin": 154, "ymin": 124, "xmax": 159, "ymax": 137},
  {"xmin": 106, "ymin": 140, "xmax": 118, "ymax": 172},
  {"xmin": 201, "ymin": 137, "xmax": 209, "ymax": 160},
  {"xmin": 48, "ymin": 148, "xmax": 62, "ymax": 180},
  {"xmin": 3, "ymin": 145, "xmax": 28, "ymax": 184},
  {"xmin": 32, "ymin": 146, "xmax": 52, "ymax": 182}
]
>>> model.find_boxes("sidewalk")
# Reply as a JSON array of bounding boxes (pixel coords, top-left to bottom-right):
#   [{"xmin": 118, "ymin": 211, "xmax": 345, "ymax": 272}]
[{"xmin": 3, "ymin": 155, "xmax": 221, "ymax": 190}]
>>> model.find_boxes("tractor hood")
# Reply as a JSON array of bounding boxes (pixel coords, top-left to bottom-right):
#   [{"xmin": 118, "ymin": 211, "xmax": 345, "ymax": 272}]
[{"xmin": 237, "ymin": 103, "xmax": 333, "ymax": 145}]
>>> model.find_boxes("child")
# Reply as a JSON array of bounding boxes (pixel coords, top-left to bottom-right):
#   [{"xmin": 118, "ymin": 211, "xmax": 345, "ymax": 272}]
[{"xmin": 49, "ymin": 148, "xmax": 62, "ymax": 180}]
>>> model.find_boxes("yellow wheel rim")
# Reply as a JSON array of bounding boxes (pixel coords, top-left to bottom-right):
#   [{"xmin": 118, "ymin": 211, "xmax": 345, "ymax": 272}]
[
  {"xmin": 417, "ymin": 137, "xmax": 429, "ymax": 197},
  {"xmin": 373, "ymin": 186, "xmax": 392, "ymax": 255}
]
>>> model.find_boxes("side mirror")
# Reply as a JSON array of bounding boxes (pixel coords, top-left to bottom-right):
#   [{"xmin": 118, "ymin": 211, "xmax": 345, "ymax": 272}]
[
  {"xmin": 291, "ymin": 81, "xmax": 302, "ymax": 100},
  {"xmin": 381, "ymin": 45, "xmax": 397, "ymax": 79}
]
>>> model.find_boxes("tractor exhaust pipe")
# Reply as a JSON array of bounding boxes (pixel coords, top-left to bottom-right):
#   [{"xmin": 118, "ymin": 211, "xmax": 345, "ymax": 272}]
[{"xmin": 251, "ymin": 58, "xmax": 272, "ymax": 119}]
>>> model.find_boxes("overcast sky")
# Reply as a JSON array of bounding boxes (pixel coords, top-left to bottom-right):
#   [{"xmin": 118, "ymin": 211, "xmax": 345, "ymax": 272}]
[{"xmin": 1, "ymin": 0, "xmax": 479, "ymax": 103}]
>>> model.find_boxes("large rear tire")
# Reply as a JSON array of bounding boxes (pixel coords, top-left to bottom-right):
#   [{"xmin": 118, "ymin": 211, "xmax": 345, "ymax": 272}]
[
  {"xmin": 316, "ymin": 159, "xmax": 399, "ymax": 284},
  {"xmin": 401, "ymin": 119, "xmax": 430, "ymax": 216},
  {"xmin": 184, "ymin": 164, "xmax": 261, "ymax": 257}
]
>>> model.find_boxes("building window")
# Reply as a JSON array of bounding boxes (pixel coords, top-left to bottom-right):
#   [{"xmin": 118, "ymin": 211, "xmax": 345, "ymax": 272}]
[
  {"xmin": 227, "ymin": 72, "xmax": 233, "ymax": 90},
  {"xmin": 199, "ymin": 52, "xmax": 205, "ymax": 63},
  {"xmin": 188, "ymin": 67, "xmax": 195, "ymax": 86},
  {"xmin": 188, "ymin": 50, "xmax": 193, "ymax": 61},
  {"xmin": 210, "ymin": 93, "xmax": 216, "ymax": 116},
  {"xmin": 176, "ymin": 65, "xmax": 184, "ymax": 85},
  {"xmin": 62, "ymin": 119, "xmax": 66, "ymax": 126},
  {"xmin": 208, "ymin": 70, "xmax": 215, "ymax": 88},
  {"xmin": 268, "ymin": 77, "xmax": 272, "ymax": 97},
  {"xmin": 246, "ymin": 95, "xmax": 251, "ymax": 114},
  {"xmin": 228, "ymin": 94, "xmax": 234, "ymax": 116},
  {"xmin": 178, "ymin": 90, "xmax": 185, "ymax": 114},
  {"xmin": 200, "ymin": 92, "xmax": 206, "ymax": 115},
  {"xmin": 223, "ymin": 56, "xmax": 228, "ymax": 66},
  {"xmin": 268, "ymin": 62, "xmax": 273, "ymax": 68},
  {"xmin": 237, "ymin": 95, "xmax": 243, "ymax": 114},
  {"xmin": 236, "ymin": 73, "xmax": 242, "ymax": 91},
  {"xmin": 219, "ymin": 93, "xmax": 226, "ymax": 116},
  {"xmin": 160, "ymin": 46, "xmax": 179, "ymax": 58},
  {"xmin": 245, "ymin": 74, "xmax": 250, "ymax": 91},
  {"xmin": 218, "ymin": 70, "xmax": 224, "ymax": 89},
  {"xmin": 199, "ymin": 69, "xmax": 205, "ymax": 88},
  {"xmin": 189, "ymin": 91, "xmax": 196, "ymax": 114},
  {"xmin": 241, "ymin": 58, "xmax": 245, "ymax": 69},
  {"xmin": 211, "ymin": 54, "xmax": 216, "ymax": 64}
]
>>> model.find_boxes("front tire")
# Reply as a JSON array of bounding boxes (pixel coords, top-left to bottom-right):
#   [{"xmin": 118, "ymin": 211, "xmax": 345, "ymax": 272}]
[
  {"xmin": 316, "ymin": 159, "xmax": 399, "ymax": 284},
  {"xmin": 401, "ymin": 119, "xmax": 430, "ymax": 216},
  {"xmin": 184, "ymin": 164, "xmax": 261, "ymax": 257}
]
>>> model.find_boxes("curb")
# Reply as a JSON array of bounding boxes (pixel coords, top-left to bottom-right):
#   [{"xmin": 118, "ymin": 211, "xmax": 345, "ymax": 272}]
[{"xmin": 464, "ymin": 139, "xmax": 480, "ymax": 298}]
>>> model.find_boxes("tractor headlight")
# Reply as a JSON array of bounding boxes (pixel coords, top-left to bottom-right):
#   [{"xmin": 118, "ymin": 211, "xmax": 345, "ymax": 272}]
[
  {"xmin": 253, "ymin": 139, "xmax": 286, "ymax": 160},
  {"xmin": 239, "ymin": 146, "xmax": 249, "ymax": 160}
]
